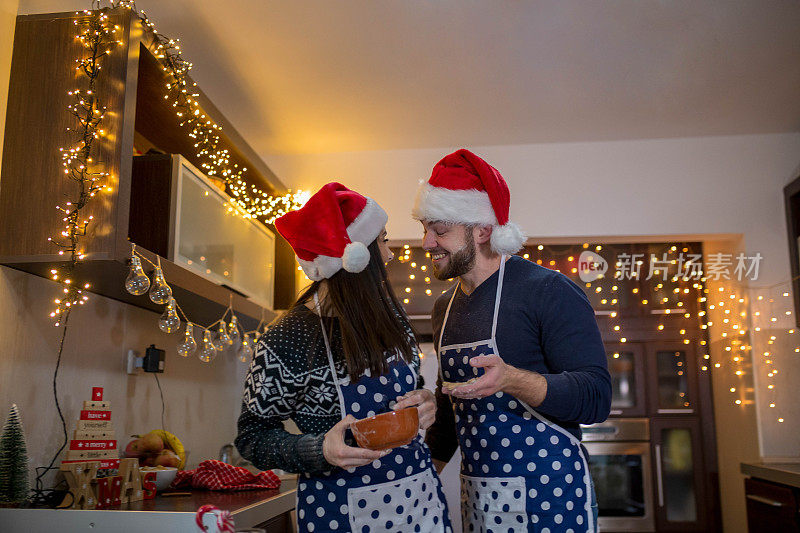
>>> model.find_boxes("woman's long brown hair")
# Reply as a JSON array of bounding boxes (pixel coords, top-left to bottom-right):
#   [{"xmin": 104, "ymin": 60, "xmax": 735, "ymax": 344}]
[{"xmin": 294, "ymin": 240, "xmax": 416, "ymax": 381}]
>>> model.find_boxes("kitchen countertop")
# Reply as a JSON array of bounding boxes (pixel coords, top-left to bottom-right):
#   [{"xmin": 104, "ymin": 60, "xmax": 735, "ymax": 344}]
[
  {"xmin": 741, "ymin": 462, "xmax": 800, "ymax": 489},
  {"xmin": 0, "ymin": 476, "xmax": 297, "ymax": 532}
]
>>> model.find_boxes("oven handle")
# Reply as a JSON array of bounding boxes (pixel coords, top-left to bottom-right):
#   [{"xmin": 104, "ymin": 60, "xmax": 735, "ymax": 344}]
[
  {"xmin": 746, "ymin": 494, "xmax": 784, "ymax": 507},
  {"xmin": 655, "ymin": 444, "xmax": 664, "ymax": 508}
]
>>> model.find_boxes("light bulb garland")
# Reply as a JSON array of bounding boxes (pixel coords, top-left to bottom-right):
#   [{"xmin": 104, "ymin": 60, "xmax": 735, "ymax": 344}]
[{"xmin": 126, "ymin": 244, "xmax": 263, "ymax": 364}]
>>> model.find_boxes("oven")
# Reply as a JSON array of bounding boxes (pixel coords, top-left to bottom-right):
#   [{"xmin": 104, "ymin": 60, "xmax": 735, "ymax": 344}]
[{"xmin": 582, "ymin": 418, "xmax": 655, "ymax": 532}]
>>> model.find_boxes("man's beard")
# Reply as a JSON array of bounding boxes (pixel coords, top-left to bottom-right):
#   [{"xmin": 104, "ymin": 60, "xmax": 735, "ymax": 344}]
[{"xmin": 432, "ymin": 233, "xmax": 476, "ymax": 280}]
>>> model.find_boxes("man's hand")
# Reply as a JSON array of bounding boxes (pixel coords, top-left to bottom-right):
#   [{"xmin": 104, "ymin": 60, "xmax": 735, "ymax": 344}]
[
  {"xmin": 444, "ymin": 354, "xmax": 548, "ymax": 407},
  {"xmin": 393, "ymin": 389, "xmax": 436, "ymax": 430},
  {"xmin": 444, "ymin": 354, "xmax": 509, "ymax": 399},
  {"xmin": 322, "ymin": 415, "xmax": 387, "ymax": 469}
]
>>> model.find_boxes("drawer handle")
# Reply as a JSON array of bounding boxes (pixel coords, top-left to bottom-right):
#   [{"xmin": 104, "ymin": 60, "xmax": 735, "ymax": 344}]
[{"xmin": 746, "ymin": 494, "xmax": 784, "ymax": 507}]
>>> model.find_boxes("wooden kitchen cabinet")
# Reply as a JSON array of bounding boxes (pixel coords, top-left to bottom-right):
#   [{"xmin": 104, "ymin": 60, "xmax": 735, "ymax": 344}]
[
  {"xmin": 605, "ymin": 342, "xmax": 648, "ymax": 417},
  {"xmin": 0, "ymin": 9, "xmax": 297, "ymax": 327},
  {"xmin": 745, "ymin": 477, "xmax": 800, "ymax": 533},
  {"xmin": 645, "ymin": 341, "xmax": 700, "ymax": 417},
  {"xmin": 650, "ymin": 418, "xmax": 710, "ymax": 532}
]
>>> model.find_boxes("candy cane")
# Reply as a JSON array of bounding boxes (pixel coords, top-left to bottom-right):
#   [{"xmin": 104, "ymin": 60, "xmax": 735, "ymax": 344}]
[{"xmin": 195, "ymin": 504, "xmax": 236, "ymax": 533}]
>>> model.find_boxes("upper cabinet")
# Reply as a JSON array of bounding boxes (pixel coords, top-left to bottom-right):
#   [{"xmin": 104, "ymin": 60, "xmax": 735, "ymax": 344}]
[{"xmin": 0, "ymin": 9, "xmax": 297, "ymax": 328}]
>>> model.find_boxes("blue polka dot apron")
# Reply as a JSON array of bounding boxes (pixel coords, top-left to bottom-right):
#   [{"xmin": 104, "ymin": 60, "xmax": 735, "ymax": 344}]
[
  {"xmin": 296, "ymin": 296, "xmax": 453, "ymax": 532},
  {"xmin": 438, "ymin": 258, "xmax": 596, "ymax": 533}
]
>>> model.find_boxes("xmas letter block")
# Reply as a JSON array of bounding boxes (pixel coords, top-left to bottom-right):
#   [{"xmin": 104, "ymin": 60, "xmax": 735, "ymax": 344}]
[
  {"xmin": 59, "ymin": 462, "xmax": 99, "ymax": 509},
  {"xmin": 118, "ymin": 458, "xmax": 144, "ymax": 503},
  {"xmin": 95, "ymin": 476, "xmax": 122, "ymax": 509},
  {"xmin": 142, "ymin": 471, "xmax": 157, "ymax": 500}
]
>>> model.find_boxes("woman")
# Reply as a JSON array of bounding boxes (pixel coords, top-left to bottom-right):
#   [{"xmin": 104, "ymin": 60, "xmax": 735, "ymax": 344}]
[{"xmin": 235, "ymin": 182, "xmax": 452, "ymax": 533}]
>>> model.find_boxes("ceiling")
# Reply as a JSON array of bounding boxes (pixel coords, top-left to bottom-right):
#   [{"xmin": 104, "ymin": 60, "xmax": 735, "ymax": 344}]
[{"xmin": 19, "ymin": 1, "xmax": 800, "ymax": 154}]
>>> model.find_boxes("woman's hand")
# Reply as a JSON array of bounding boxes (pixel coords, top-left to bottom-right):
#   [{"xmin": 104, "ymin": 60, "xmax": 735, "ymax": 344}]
[
  {"xmin": 392, "ymin": 389, "xmax": 436, "ymax": 430},
  {"xmin": 322, "ymin": 415, "xmax": 387, "ymax": 469}
]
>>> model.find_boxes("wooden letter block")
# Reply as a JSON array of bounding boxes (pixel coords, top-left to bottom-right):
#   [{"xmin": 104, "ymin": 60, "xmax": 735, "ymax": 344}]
[
  {"xmin": 82, "ymin": 400, "xmax": 111, "ymax": 410},
  {"xmin": 142, "ymin": 472, "xmax": 157, "ymax": 500},
  {"xmin": 77, "ymin": 419, "xmax": 112, "ymax": 431},
  {"xmin": 59, "ymin": 462, "xmax": 99, "ymax": 509},
  {"xmin": 74, "ymin": 429, "xmax": 116, "ymax": 440},
  {"xmin": 92, "ymin": 387, "xmax": 104, "ymax": 401},
  {"xmin": 66, "ymin": 449, "xmax": 118, "ymax": 461},
  {"xmin": 118, "ymin": 458, "xmax": 144, "ymax": 503},
  {"xmin": 79, "ymin": 410, "xmax": 111, "ymax": 421},
  {"xmin": 95, "ymin": 475, "xmax": 122, "ymax": 509}
]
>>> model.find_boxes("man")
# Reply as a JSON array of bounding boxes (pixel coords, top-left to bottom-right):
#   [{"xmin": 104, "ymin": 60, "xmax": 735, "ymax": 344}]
[{"xmin": 414, "ymin": 149, "xmax": 611, "ymax": 533}]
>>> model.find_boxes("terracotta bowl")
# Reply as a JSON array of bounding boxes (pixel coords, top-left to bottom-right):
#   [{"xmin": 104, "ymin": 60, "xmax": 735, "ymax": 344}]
[{"xmin": 351, "ymin": 407, "xmax": 419, "ymax": 451}]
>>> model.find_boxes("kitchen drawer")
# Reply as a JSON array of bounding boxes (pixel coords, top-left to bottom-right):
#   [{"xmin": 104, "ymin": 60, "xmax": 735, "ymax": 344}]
[{"xmin": 745, "ymin": 477, "xmax": 800, "ymax": 533}]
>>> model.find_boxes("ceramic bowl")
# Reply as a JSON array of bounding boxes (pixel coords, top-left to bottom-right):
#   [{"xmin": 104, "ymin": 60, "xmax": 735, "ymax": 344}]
[
  {"xmin": 351, "ymin": 407, "xmax": 419, "ymax": 451},
  {"xmin": 140, "ymin": 466, "xmax": 178, "ymax": 491}
]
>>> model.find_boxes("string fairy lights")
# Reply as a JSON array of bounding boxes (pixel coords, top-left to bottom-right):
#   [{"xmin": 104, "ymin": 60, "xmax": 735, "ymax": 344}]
[
  {"xmin": 47, "ymin": 2, "xmax": 307, "ymax": 348},
  {"xmin": 389, "ymin": 241, "xmax": 795, "ymax": 423},
  {"xmin": 48, "ymin": 7, "xmax": 121, "ymax": 326},
  {"xmin": 109, "ymin": 0, "xmax": 307, "ymax": 223}
]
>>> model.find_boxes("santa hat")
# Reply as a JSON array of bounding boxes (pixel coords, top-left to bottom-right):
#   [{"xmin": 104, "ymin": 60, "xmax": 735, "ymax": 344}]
[
  {"xmin": 411, "ymin": 149, "xmax": 526, "ymax": 255},
  {"xmin": 275, "ymin": 182, "xmax": 388, "ymax": 281}
]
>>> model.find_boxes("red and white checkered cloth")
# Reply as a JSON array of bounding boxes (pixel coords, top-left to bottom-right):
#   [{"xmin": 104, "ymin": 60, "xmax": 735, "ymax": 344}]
[{"xmin": 171, "ymin": 460, "xmax": 281, "ymax": 491}]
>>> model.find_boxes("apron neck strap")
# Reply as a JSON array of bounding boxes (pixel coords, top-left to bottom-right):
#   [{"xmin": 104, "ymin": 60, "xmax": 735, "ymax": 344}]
[
  {"xmin": 313, "ymin": 292, "xmax": 348, "ymax": 418},
  {"xmin": 438, "ymin": 255, "xmax": 508, "ymax": 351},
  {"xmin": 491, "ymin": 256, "xmax": 508, "ymax": 341}
]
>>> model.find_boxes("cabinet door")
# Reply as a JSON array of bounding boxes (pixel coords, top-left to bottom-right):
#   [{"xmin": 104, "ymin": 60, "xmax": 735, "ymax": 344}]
[
  {"xmin": 605, "ymin": 342, "xmax": 647, "ymax": 417},
  {"xmin": 745, "ymin": 478, "xmax": 800, "ymax": 533},
  {"xmin": 645, "ymin": 342, "xmax": 699, "ymax": 416},
  {"xmin": 651, "ymin": 418, "xmax": 709, "ymax": 532}
]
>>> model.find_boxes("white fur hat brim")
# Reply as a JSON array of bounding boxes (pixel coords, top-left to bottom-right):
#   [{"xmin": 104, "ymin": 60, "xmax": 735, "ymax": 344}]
[
  {"xmin": 298, "ymin": 197, "xmax": 388, "ymax": 280},
  {"xmin": 412, "ymin": 182, "xmax": 525, "ymax": 255}
]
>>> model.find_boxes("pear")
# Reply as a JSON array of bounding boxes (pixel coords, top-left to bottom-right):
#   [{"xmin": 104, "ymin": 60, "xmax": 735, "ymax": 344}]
[{"xmin": 140, "ymin": 431, "xmax": 165, "ymax": 454}]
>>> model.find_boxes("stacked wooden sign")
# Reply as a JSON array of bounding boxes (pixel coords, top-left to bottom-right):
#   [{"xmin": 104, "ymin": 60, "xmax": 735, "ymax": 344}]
[{"xmin": 58, "ymin": 387, "xmax": 156, "ymax": 509}]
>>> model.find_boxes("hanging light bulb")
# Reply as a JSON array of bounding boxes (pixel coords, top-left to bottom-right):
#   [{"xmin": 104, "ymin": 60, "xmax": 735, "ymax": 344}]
[
  {"xmin": 212, "ymin": 321, "xmax": 231, "ymax": 351},
  {"xmin": 125, "ymin": 255, "xmax": 150, "ymax": 295},
  {"xmin": 177, "ymin": 323, "xmax": 197, "ymax": 357},
  {"xmin": 158, "ymin": 298, "xmax": 181, "ymax": 333},
  {"xmin": 149, "ymin": 259, "xmax": 172, "ymax": 305},
  {"xmin": 199, "ymin": 329, "xmax": 216, "ymax": 362},
  {"xmin": 228, "ymin": 314, "xmax": 241, "ymax": 347},
  {"xmin": 237, "ymin": 333, "xmax": 254, "ymax": 363}
]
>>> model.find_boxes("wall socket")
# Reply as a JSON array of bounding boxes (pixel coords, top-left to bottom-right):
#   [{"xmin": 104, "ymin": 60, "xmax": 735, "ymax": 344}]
[{"xmin": 126, "ymin": 349, "xmax": 143, "ymax": 375}]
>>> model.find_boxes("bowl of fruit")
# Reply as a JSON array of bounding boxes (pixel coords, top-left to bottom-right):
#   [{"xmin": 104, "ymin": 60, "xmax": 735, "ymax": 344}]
[{"xmin": 124, "ymin": 429, "xmax": 186, "ymax": 470}]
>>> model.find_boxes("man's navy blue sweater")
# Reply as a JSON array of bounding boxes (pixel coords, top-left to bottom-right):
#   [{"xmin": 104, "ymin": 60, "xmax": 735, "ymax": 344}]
[{"xmin": 425, "ymin": 255, "xmax": 612, "ymax": 463}]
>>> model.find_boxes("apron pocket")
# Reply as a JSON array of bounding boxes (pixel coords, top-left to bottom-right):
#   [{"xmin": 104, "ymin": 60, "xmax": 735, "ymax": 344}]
[
  {"xmin": 461, "ymin": 474, "xmax": 528, "ymax": 532},
  {"xmin": 347, "ymin": 469, "xmax": 446, "ymax": 532}
]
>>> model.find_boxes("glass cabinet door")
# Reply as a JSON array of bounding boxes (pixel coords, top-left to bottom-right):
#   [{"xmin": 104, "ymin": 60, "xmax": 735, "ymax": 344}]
[
  {"xmin": 605, "ymin": 343, "xmax": 647, "ymax": 417},
  {"xmin": 646, "ymin": 342, "xmax": 699, "ymax": 415},
  {"xmin": 651, "ymin": 418, "xmax": 708, "ymax": 531}
]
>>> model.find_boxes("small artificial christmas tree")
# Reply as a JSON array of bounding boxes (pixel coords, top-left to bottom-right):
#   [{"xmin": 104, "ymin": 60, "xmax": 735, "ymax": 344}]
[{"xmin": 0, "ymin": 404, "xmax": 29, "ymax": 504}]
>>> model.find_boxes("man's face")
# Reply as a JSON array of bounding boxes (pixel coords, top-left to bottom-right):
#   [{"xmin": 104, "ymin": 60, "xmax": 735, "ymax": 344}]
[{"xmin": 421, "ymin": 221, "xmax": 476, "ymax": 280}]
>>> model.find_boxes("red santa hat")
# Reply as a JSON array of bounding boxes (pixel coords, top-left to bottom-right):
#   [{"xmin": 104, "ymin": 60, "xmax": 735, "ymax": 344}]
[
  {"xmin": 411, "ymin": 149, "xmax": 525, "ymax": 255},
  {"xmin": 275, "ymin": 182, "xmax": 388, "ymax": 280}
]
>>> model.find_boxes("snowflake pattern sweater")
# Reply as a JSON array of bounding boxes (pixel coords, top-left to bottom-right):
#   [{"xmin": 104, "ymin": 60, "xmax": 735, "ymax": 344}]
[{"xmin": 235, "ymin": 304, "xmax": 422, "ymax": 475}]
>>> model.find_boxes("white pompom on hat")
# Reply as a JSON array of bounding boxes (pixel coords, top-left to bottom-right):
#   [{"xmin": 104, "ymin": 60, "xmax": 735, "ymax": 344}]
[
  {"xmin": 411, "ymin": 149, "xmax": 525, "ymax": 255},
  {"xmin": 275, "ymin": 182, "xmax": 388, "ymax": 280}
]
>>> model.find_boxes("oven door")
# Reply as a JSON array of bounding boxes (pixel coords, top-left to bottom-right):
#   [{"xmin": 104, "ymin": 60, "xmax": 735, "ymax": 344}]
[{"xmin": 584, "ymin": 441, "xmax": 655, "ymax": 532}]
